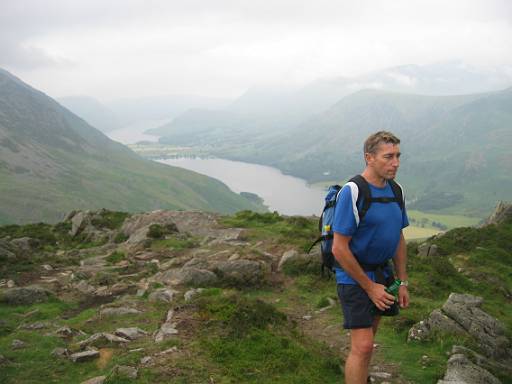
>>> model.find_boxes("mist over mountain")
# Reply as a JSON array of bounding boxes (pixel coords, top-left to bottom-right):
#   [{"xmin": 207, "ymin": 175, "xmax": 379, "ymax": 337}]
[
  {"xmin": 153, "ymin": 62, "xmax": 512, "ymax": 143},
  {"xmin": 57, "ymin": 96, "xmax": 122, "ymax": 133},
  {"xmin": 0, "ymin": 69, "xmax": 264, "ymax": 224}
]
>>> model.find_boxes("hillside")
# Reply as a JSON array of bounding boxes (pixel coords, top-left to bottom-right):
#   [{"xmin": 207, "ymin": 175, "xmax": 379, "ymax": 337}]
[
  {"xmin": 57, "ymin": 96, "xmax": 122, "ymax": 133},
  {"xmin": 0, "ymin": 207, "xmax": 510, "ymax": 383},
  {"xmin": 0, "ymin": 69, "xmax": 265, "ymax": 224},
  {"xmin": 153, "ymin": 87, "xmax": 512, "ymax": 217}
]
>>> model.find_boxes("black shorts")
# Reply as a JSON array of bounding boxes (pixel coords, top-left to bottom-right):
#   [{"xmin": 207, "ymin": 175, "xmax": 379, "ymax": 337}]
[{"xmin": 337, "ymin": 283, "xmax": 399, "ymax": 329}]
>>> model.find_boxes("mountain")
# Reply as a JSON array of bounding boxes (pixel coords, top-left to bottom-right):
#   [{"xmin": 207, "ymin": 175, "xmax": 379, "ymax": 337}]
[
  {"xmin": 57, "ymin": 96, "xmax": 121, "ymax": 133},
  {"xmin": 0, "ymin": 68, "xmax": 265, "ymax": 224},
  {"xmin": 217, "ymin": 88, "xmax": 512, "ymax": 217},
  {"xmin": 153, "ymin": 62, "xmax": 512, "ymax": 143}
]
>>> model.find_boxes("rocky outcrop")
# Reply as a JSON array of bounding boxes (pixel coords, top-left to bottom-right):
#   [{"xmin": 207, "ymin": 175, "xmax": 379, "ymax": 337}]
[
  {"xmin": 1, "ymin": 286, "xmax": 53, "ymax": 305},
  {"xmin": 156, "ymin": 267, "xmax": 219, "ymax": 287},
  {"xmin": 410, "ymin": 293, "xmax": 511, "ymax": 383},
  {"xmin": 437, "ymin": 352, "xmax": 501, "ymax": 384},
  {"xmin": 417, "ymin": 243, "xmax": 438, "ymax": 257},
  {"xmin": 214, "ymin": 259, "xmax": 266, "ymax": 286},
  {"xmin": 481, "ymin": 201, "xmax": 512, "ymax": 227}
]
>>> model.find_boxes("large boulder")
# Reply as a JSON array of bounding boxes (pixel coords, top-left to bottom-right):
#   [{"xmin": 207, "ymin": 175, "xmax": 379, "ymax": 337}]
[
  {"xmin": 1, "ymin": 286, "xmax": 53, "ymax": 305},
  {"xmin": 214, "ymin": 260, "xmax": 266, "ymax": 286},
  {"xmin": 0, "ymin": 238, "xmax": 18, "ymax": 261},
  {"xmin": 437, "ymin": 353, "xmax": 501, "ymax": 384},
  {"xmin": 442, "ymin": 293, "xmax": 511, "ymax": 359}
]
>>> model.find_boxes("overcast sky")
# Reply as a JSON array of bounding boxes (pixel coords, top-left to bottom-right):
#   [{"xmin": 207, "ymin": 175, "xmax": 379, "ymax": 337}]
[{"xmin": 1, "ymin": 0, "xmax": 511, "ymax": 101}]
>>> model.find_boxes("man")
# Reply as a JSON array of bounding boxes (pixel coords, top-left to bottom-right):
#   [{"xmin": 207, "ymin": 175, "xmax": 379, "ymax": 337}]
[{"xmin": 332, "ymin": 131, "xmax": 409, "ymax": 384}]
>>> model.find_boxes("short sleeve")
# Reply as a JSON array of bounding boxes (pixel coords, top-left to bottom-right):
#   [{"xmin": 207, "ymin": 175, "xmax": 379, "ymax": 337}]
[
  {"xmin": 401, "ymin": 205, "xmax": 409, "ymax": 229},
  {"xmin": 332, "ymin": 185, "xmax": 358, "ymax": 236}
]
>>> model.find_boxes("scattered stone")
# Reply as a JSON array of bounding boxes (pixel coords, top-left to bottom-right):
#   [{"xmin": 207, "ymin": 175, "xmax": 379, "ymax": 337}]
[
  {"xmin": 437, "ymin": 353, "xmax": 501, "ymax": 384},
  {"xmin": 115, "ymin": 327, "xmax": 148, "ymax": 340},
  {"xmin": 303, "ymin": 315, "xmax": 312, "ymax": 321},
  {"xmin": 20, "ymin": 321, "xmax": 47, "ymax": 330},
  {"xmin": 156, "ymin": 346, "xmax": 179, "ymax": 355},
  {"xmin": 69, "ymin": 349, "xmax": 100, "ymax": 362},
  {"xmin": 51, "ymin": 347, "xmax": 70, "ymax": 358},
  {"xmin": 140, "ymin": 356, "xmax": 153, "ymax": 365},
  {"xmin": 2, "ymin": 286, "xmax": 52, "ymax": 305},
  {"xmin": 42, "ymin": 264, "xmax": 53, "ymax": 271},
  {"xmin": 154, "ymin": 322, "xmax": 179, "ymax": 343},
  {"xmin": 184, "ymin": 288, "xmax": 204, "ymax": 301},
  {"xmin": 112, "ymin": 365, "xmax": 138, "ymax": 379},
  {"xmin": 148, "ymin": 288, "xmax": 178, "ymax": 303},
  {"xmin": 7, "ymin": 280, "xmax": 15, "ymax": 288},
  {"xmin": 129, "ymin": 348, "xmax": 145, "ymax": 353},
  {"xmin": 370, "ymin": 372, "xmax": 392, "ymax": 379},
  {"xmin": 278, "ymin": 248, "xmax": 321, "ymax": 273},
  {"xmin": 80, "ymin": 376, "xmax": 106, "ymax": 384},
  {"xmin": 159, "ymin": 267, "xmax": 219, "ymax": 287},
  {"xmin": 214, "ymin": 259, "xmax": 266, "ymax": 286},
  {"xmin": 78, "ymin": 333, "xmax": 130, "ymax": 349},
  {"xmin": 74, "ymin": 280, "xmax": 96, "ymax": 295},
  {"xmin": 11, "ymin": 339, "xmax": 26, "ymax": 349},
  {"xmin": 99, "ymin": 307, "xmax": 142, "ymax": 317},
  {"xmin": 55, "ymin": 326, "xmax": 76, "ymax": 338}
]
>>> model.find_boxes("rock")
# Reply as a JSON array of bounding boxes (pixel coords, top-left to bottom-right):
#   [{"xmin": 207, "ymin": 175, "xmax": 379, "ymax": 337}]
[
  {"xmin": 20, "ymin": 321, "xmax": 48, "ymax": 330},
  {"xmin": 442, "ymin": 293, "xmax": 510, "ymax": 359},
  {"xmin": 51, "ymin": 347, "xmax": 70, "ymax": 358},
  {"xmin": 148, "ymin": 288, "xmax": 178, "ymax": 303},
  {"xmin": 69, "ymin": 349, "xmax": 100, "ymax": 362},
  {"xmin": 408, "ymin": 309, "xmax": 466, "ymax": 342},
  {"xmin": 184, "ymin": 288, "xmax": 204, "ymax": 301},
  {"xmin": 278, "ymin": 248, "xmax": 321, "ymax": 273},
  {"xmin": 80, "ymin": 376, "xmax": 106, "ymax": 384},
  {"xmin": 7, "ymin": 279, "xmax": 15, "ymax": 288},
  {"xmin": 140, "ymin": 356, "xmax": 153, "ymax": 365},
  {"xmin": 303, "ymin": 315, "xmax": 312, "ymax": 321},
  {"xmin": 115, "ymin": 327, "xmax": 148, "ymax": 340},
  {"xmin": 99, "ymin": 307, "xmax": 142, "ymax": 317},
  {"xmin": 78, "ymin": 333, "xmax": 130, "ymax": 349},
  {"xmin": 159, "ymin": 267, "xmax": 218, "ymax": 287},
  {"xmin": 112, "ymin": 365, "xmax": 138, "ymax": 379},
  {"xmin": 437, "ymin": 353, "xmax": 501, "ymax": 384},
  {"xmin": 74, "ymin": 280, "xmax": 96, "ymax": 295},
  {"xmin": 11, "ymin": 237, "xmax": 40, "ymax": 253},
  {"xmin": 42, "ymin": 264, "xmax": 53, "ymax": 271},
  {"xmin": 417, "ymin": 243, "xmax": 438, "ymax": 257},
  {"xmin": 0, "ymin": 353, "xmax": 6, "ymax": 364},
  {"xmin": 370, "ymin": 372, "xmax": 392, "ymax": 379},
  {"xmin": 482, "ymin": 201, "xmax": 512, "ymax": 226},
  {"xmin": 214, "ymin": 259, "xmax": 266, "ymax": 286},
  {"xmin": 154, "ymin": 322, "xmax": 178, "ymax": 342},
  {"xmin": 11, "ymin": 339, "xmax": 26, "ymax": 349},
  {"xmin": 70, "ymin": 211, "xmax": 88, "ymax": 237},
  {"xmin": 156, "ymin": 346, "xmax": 178, "ymax": 355},
  {"xmin": 55, "ymin": 326, "xmax": 77, "ymax": 338},
  {"xmin": 0, "ymin": 238, "xmax": 18, "ymax": 261},
  {"xmin": 2, "ymin": 286, "xmax": 53, "ymax": 305}
]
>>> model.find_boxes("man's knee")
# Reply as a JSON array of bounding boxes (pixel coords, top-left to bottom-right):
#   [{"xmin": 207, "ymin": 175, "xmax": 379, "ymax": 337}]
[{"xmin": 350, "ymin": 329, "xmax": 375, "ymax": 358}]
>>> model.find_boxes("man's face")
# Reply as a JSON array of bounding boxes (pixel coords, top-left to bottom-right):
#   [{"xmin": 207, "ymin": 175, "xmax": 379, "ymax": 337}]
[{"xmin": 366, "ymin": 142, "xmax": 401, "ymax": 180}]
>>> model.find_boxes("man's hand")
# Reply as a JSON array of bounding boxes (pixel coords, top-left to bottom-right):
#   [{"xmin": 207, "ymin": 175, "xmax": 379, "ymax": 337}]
[
  {"xmin": 367, "ymin": 282, "xmax": 396, "ymax": 311},
  {"xmin": 398, "ymin": 285, "xmax": 409, "ymax": 308}
]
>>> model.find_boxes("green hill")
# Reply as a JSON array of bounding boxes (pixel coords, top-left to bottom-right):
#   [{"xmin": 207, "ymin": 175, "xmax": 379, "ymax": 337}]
[{"xmin": 0, "ymin": 69, "xmax": 265, "ymax": 224}]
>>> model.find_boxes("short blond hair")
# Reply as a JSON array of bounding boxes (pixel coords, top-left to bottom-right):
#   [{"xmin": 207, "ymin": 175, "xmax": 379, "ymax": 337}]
[{"xmin": 364, "ymin": 131, "xmax": 400, "ymax": 155}]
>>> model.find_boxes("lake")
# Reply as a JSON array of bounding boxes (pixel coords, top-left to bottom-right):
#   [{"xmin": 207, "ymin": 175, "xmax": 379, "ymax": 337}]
[{"xmin": 158, "ymin": 158, "xmax": 327, "ymax": 216}]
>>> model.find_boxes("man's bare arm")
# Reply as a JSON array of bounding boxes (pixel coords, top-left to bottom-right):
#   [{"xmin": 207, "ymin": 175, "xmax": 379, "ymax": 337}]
[
  {"xmin": 392, "ymin": 231, "xmax": 409, "ymax": 308},
  {"xmin": 332, "ymin": 232, "xmax": 394, "ymax": 311}
]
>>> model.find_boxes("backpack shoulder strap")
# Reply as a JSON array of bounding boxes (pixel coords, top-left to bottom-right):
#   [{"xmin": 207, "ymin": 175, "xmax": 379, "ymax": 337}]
[
  {"xmin": 388, "ymin": 179, "xmax": 404, "ymax": 210},
  {"xmin": 348, "ymin": 175, "xmax": 371, "ymax": 221}
]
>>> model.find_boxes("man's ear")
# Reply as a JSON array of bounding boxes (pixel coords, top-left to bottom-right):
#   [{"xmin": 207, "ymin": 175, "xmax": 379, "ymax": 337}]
[{"xmin": 364, "ymin": 152, "xmax": 373, "ymax": 165}]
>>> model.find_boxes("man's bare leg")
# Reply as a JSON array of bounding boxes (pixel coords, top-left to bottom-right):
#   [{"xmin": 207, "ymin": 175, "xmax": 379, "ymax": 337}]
[{"xmin": 345, "ymin": 317, "xmax": 381, "ymax": 384}]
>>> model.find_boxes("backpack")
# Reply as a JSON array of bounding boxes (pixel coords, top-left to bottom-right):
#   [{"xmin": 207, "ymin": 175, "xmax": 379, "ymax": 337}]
[{"xmin": 308, "ymin": 175, "xmax": 404, "ymax": 276}]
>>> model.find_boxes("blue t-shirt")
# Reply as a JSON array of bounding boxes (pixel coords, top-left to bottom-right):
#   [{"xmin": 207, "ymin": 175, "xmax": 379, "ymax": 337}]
[{"xmin": 332, "ymin": 180, "xmax": 409, "ymax": 284}]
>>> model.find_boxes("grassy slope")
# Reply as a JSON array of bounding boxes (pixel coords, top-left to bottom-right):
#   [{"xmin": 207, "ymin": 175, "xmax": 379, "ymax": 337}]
[{"xmin": 0, "ymin": 212, "xmax": 510, "ymax": 383}]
